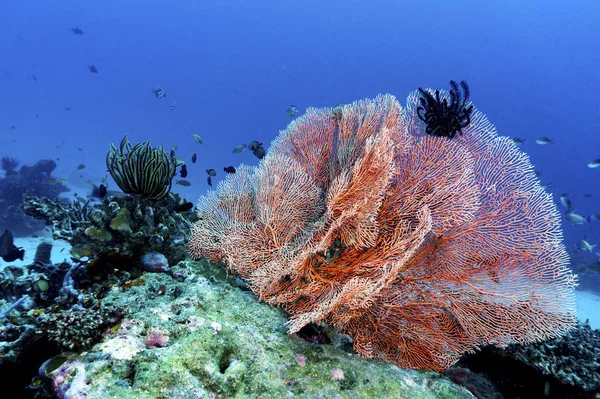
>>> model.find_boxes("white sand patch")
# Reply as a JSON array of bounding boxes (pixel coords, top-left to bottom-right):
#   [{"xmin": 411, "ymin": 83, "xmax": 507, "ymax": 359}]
[{"xmin": 575, "ymin": 290, "xmax": 600, "ymax": 329}]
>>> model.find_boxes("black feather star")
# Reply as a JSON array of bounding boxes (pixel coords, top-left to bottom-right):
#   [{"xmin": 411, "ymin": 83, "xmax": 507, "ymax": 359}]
[{"xmin": 416, "ymin": 80, "xmax": 474, "ymax": 139}]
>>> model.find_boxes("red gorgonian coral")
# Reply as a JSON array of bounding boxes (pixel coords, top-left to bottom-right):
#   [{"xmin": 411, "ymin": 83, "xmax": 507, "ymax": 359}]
[{"xmin": 188, "ymin": 91, "xmax": 577, "ymax": 371}]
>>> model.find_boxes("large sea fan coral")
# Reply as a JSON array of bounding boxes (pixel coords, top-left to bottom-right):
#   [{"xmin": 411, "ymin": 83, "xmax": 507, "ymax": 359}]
[{"xmin": 188, "ymin": 92, "xmax": 577, "ymax": 371}]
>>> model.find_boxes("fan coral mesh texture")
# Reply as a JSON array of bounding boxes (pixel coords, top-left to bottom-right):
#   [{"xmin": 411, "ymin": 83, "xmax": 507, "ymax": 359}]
[{"xmin": 189, "ymin": 93, "xmax": 577, "ymax": 371}]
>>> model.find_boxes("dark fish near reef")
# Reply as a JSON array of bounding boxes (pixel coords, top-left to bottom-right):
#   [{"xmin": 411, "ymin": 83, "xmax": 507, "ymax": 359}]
[
  {"xmin": 176, "ymin": 179, "xmax": 191, "ymax": 186},
  {"xmin": 232, "ymin": 144, "xmax": 246, "ymax": 153},
  {"xmin": 175, "ymin": 202, "xmax": 194, "ymax": 212},
  {"xmin": 247, "ymin": 140, "xmax": 266, "ymax": 159},
  {"xmin": 223, "ymin": 166, "xmax": 236, "ymax": 174},
  {"xmin": 191, "ymin": 153, "xmax": 197, "ymax": 163},
  {"xmin": 253, "ymin": 146, "xmax": 266, "ymax": 159},
  {"xmin": 180, "ymin": 165, "xmax": 188, "ymax": 178},
  {"xmin": 511, "ymin": 137, "xmax": 525, "ymax": 146},
  {"xmin": 64, "ymin": 107, "xmax": 72, "ymax": 111},
  {"xmin": 88, "ymin": 184, "xmax": 108, "ymax": 199},
  {"xmin": 89, "ymin": 65, "xmax": 98, "ymax": 73},
  {"xmin": 248, "ymin": 141, "xmax": 262, "ymax": 151},
  {"xmin": 71, "ymin": 27, "xmax": 84, "ymax": 35},
  {"xmin": 206, "ymin": 169, "xmax": 216, "ymax": 177},
  {"xmin": 76, "ymin": 164, "xmax": 86, "ymax": 170},
  {"xmin": 207, "ymin": 176, "xmax": 212, "ymax": 186},
  {"xmin": 153, "ymin": 88, "xmax": 166, "ymax": 98},
  {"xmin": 0, "ymin": 229, "xmax": 25, "ymax": 262},
  {"xmin": 170, "ymin": 100, "xmax": 177, "ymax": 111}
]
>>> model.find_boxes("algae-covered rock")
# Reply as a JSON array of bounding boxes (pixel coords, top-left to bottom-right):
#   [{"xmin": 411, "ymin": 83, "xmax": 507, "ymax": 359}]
[
  {"xmin": 110, "ymin": 208, "xmax": 133, "ymax": 234},
  {"xmin": 48, "ymin": 261, "xmax": 474, "ymax": 399},
  {"xmin": 84, "ymin": 226, "xmax": 113, "ymax": 242}
]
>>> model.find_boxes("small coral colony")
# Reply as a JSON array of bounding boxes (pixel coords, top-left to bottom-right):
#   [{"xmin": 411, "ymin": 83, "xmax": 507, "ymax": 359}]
[{"xmin": 0, "ymin": 81, "xmax": 590, "ymax": 395}]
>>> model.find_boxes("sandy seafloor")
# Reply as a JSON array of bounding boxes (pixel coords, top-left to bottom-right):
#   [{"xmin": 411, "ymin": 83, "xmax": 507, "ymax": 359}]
[{"xmin": 2, "ymin": 232, "xmax": 600, "ymax": 330}]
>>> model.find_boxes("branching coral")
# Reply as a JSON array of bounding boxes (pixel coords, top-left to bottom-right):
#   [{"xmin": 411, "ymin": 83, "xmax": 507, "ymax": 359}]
[{"xmin": 188, "ymin": 91, "xmax": 577, "ymax": 371}]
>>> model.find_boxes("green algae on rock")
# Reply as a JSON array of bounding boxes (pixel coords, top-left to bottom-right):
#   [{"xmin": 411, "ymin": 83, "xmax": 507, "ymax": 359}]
[{"xmin": 46, "ymin": 261, "xmax": 475, "ymax": 399}]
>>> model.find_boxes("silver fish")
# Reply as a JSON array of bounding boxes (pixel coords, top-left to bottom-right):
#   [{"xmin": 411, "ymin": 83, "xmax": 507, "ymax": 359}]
[
  {"xmin": 579, "ymin": 239, "xmax": 597, "ymax": 253},
  {"xmin": 567, "ymin": 212, "xmax": 586, "ymax": 225},
  {"xmin": 587, "ymin": 159, "xmax": 600, "ymax": 168},
  {"xmin": 560, "ymin": 194, "xmax": 572, "ymax": 214},
  {"xmin": 232, "ymin": 144, "xmax": 246, "ymax": 153}
]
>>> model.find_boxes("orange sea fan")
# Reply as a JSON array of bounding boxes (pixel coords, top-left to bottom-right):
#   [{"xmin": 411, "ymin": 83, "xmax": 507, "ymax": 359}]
[{"xmin": 188, "ymin": 92, "xmax": 577, "ymax": 371}]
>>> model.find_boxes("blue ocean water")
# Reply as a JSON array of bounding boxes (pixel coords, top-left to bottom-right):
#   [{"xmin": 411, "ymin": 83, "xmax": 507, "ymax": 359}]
[
  {"xmin": 1, "ymin": 2, "xmax": 599, "ymax": 273},
  {"xmin": 1, "ymin": 1, "xmax": 600, "ymax": 396}
]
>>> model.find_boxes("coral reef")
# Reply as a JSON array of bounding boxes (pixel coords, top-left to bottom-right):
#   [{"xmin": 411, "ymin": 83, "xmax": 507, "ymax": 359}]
[
  {"xmin": 0, "ymin": 158, "xmax": 68, "ymax": 235},
  {"xmin": 0, "ymin": 240, "xmax": 128, "ymax": 395},
  {"xmin": 34, "ymin": 264, "xmax": 474, "ymax": 399},
  {"xmin": 189, "ymin": 92, "xmax": 577, "ymax": 372},
  {"xmin": 21, "ymin": 191, "xmax": 192, "ymax": 267},
  {"xmin": 499, "ymin": 321, "xmax": 600, "ymax": 393}
]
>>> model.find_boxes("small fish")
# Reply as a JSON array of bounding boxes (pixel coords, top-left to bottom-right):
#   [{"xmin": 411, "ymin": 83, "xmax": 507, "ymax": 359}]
[
  {"xmin": 559, "ymin": 194, "xmax": 573, "ymax": 214},
  {"xmin": 0, "ymin": 229, "xmax": 25, "ymax": 262},
  {"xmin": 10, "ymin": 125, "xmax": 15, "ymax": 130},
  {"xmin": 180, "ymin": 165, "xmax": 188, "ymax": 178},
  {"xmin": 76, "ymin": 164, "xmax": 86, "ymax": 170},
  {"xmin": 71, "ymin": 27, "xmax": 84, "ymax": 35},
  {"xmin": 511, "ymin": 137, "xmax": 525, "ymax": 146},
  {"xmin": 64, "ymin": 107, "xmax": 72, "ymax": 111},
  {"xmin": 232, "ymin": 144, "xmax": 246, "ymax": 153},
  {"xmin": 170, "ymin": 100, "xmax": 177, "ymax": 111},
  {"xmin": 535, "ymin": 137, "xmax": 553, "ymax": 145},
  {"xmin": 193, "ymin": 134, "xmax": 203, "ymax": 144},
  {"xmin": 207, "ymin": 176, "xmax": 212, "ymax": 186},
  {"xmin": 286, "ymin": 105, "xmax": 298, "ymax": 117},
  {"xmin": 175, "ymin": 202, "xmax": 194, "ymax": 212},
  {"xmin": 89, "ymin": 65, "xmax": 98, "ymax": 73},
  {"xmin": 253, "ymin": 146, "xmax": 266, "ymax": 159},
  {"xmin": 172, "ymin": 143, "xmax": 178, "ymax": 151},
  {"xmin": 98, "ymin": 184, "xmax": 107, "ymax": 198},
  {"xmin": 152, "ymin": 88, "xmax": 166, "ymax": 98},
  {"xmin": 579, "ymin": 239, "xmax": 597, "ymax": 253},
  {"xmin": 175, "ymin": 179, "xmax": 191, "ymax": 186},
  {"xmin": 191, "ymin": 153, "xmax": 197, "ymax": 163},
  {"xmin": 223, "ymin": 166, "xmax": 236, "ymax": 174},
  {"xmin": 584, "ymin": 193, "xmax": 593, "ymax": 198},
  {"xmin": 586, "ymin": 159, "xmax": 600, "ymax": 168},
  {"xmin": 566, "ymin": 212, "xmax": 586, "ymax": 225},
  {"xmin": 248, "ymin": 140, "xmax": 262, "ymax": 151},
  {"xmin": 206, "ymin": 169, "xmax": 216, "ymax": 177},
  {"xmin": 533, "ymin": 171, "xmax": 542, "ymax": 177}
]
